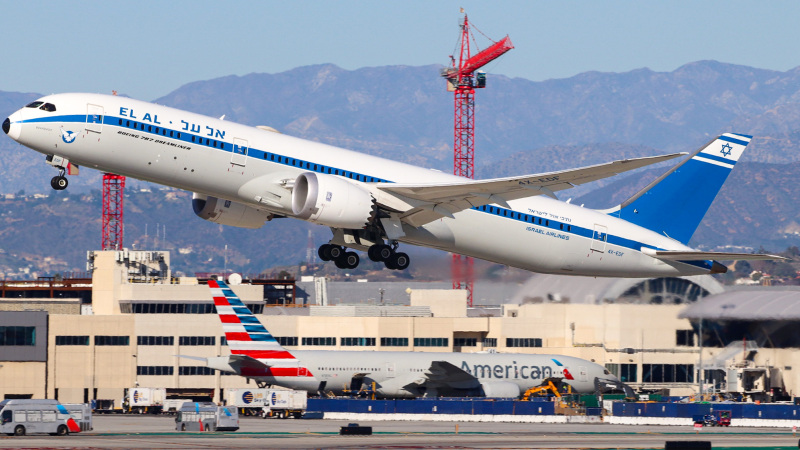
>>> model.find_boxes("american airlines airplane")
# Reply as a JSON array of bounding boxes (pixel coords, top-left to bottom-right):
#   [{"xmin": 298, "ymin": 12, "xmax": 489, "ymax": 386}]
[
  {"xmin": 193, "ymin": 279, "xmax": 618, "ymax": 398},
  {"xmin": 2, "ymin": 93, "xmax": 780, "ymax": 274}
]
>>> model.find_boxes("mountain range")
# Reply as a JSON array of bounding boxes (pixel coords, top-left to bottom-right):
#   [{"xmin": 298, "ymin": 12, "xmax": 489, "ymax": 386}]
[{"xmin": 1, "ymin": 60, "xmax": 800, "ymax": 277}]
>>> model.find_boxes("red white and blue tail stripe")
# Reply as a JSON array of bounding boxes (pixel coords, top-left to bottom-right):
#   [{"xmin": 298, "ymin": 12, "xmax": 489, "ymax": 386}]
[{"xmin": 209, "ymin": 279, "xmax": 296, "ymax": 361}]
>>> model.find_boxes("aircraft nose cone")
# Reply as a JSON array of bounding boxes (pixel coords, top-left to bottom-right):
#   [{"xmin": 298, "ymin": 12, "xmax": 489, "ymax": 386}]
[{"xmin": 2, "ymin": 117, "xmax": 9, "ymax": 135}]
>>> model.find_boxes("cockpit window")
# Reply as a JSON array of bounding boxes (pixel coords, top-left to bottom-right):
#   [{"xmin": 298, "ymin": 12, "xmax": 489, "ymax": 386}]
[
  {"xmin": 26, "ymin": 101, "xmax": 44, "ymax": 108},
  {"xmin": 39, "ymin": 103, "xmax": 56, "ymax": 112}
]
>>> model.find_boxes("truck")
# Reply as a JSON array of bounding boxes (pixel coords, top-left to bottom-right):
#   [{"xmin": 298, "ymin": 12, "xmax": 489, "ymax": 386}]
[
  {"xmin": 175, "ymin": 402, "xmax": 238, "ymax": 432},
  {"xmin": 227, "ymin": 388, "xmax": 270, "ymax": 416},
  {"xmin": 125, "ymin": 387, "xmax": 166, "ymax": 414},
  {"xmin": 227, "ymin": 388, "xmax": 307, "ymax": 419},
  {"xmin": 0, "ymin": 399, "xmax": 82, "ymax": 436},
  {"xmin": 262, "ymin": 389, "xmax": 307, "ymax": 419}
]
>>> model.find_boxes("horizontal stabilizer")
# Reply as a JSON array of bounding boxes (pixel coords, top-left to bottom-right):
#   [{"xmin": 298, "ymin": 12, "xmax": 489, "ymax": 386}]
[{"xmin": 642, "ymin": 248, "xmax": 787, "ymax": 262}]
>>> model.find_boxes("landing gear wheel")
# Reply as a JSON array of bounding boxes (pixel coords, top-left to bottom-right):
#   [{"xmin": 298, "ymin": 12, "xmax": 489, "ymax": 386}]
[
  {"xmin": 335, "ymin": 251, "xmax": 359, "ymax": 269},
  {"xmin": 390, "ymin": 252, "xmax": 410, "ymax": 270},
  {"xmin": 318, "ymin": 244, "xmax": 333, "ymax": 261},
  {"xmin": 328, "ymin": 245, "xmax": 345, "ymax": 260},
  {"xmin": 367, "ymin": 245, "xmax": 382, "ymax": 262},
  {"xmin": 50, "ymin": 175, "xmax": 68, "ymax": 191},
  {"xmin": 369, "ymin": 244, "xmax": 393, "ymax": 262}
]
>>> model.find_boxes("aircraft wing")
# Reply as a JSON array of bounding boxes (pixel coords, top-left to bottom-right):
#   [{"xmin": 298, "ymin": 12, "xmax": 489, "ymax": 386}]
[
  {"xmin": 377, "ymin": 153, "xmax": 686, "ymax": 227},
  {"xmin": 644, "ymin": 250, "xmax": 787, "ymax": 262},
  {"xmin": 426, "ymin": 360, "xmax": 478, "ymax": 384}
]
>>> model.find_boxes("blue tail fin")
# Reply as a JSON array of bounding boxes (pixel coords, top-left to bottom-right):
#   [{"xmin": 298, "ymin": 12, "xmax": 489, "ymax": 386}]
[{"xmin": 603, "ymin": 133, "xmax": 752, "ymax": 244}]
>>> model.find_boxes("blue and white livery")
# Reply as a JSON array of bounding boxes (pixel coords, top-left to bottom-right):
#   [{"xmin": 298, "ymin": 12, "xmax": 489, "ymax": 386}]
[{"xmin": 2, "ymin": 93, "xmax": 782, "ymax": 277}]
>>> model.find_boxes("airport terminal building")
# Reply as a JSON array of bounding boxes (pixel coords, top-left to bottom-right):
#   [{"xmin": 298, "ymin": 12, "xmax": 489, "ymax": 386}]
[{"xmin": 1, "ymin": 250, "xmax": 798, "ymax": 406}]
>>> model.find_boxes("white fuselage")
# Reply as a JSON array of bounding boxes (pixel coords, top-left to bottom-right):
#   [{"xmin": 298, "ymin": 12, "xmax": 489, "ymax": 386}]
[
  {"xmin": 6, "ymin": 93, "xmax": 704, "ymax": 277},
  {"xmin": 234, "ymin": 350, "xmax": 609, "ymax": 398}
]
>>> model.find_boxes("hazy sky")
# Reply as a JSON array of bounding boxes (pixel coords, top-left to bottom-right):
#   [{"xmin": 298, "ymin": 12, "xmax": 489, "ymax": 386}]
[{"xmin": 3, "ymin": 1, "xmax": 800, "ymax": 101}]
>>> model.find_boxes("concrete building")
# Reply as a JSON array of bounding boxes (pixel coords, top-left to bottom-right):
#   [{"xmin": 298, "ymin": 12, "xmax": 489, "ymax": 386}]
[{"xmin": 1, "ymin": 250, "xmax": 798, "ymax": 405}]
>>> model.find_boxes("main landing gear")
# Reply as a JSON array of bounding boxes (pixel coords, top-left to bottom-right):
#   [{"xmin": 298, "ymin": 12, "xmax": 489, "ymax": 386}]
[{"xmin": 318, "ymin": 243, "xmax": 410, "ymax": 271}]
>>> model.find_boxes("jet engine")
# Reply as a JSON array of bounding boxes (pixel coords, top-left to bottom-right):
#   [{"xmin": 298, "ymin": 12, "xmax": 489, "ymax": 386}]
[
  {"xmin": 291, "ymin": 172, "xmax": 377, "ymax": 228},
  {"xmin": 192, "ymin": 193, "xmax": 272, "ymax": 229},
  {"xmin": 480, "ymin": 380, "xmax": 521, "ymax": 398}
]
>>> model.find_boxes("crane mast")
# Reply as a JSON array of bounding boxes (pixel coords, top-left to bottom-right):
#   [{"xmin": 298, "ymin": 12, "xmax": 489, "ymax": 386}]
[{"xmin": 442, "ymin": 14, "xmax": 513, "ymax": 306}]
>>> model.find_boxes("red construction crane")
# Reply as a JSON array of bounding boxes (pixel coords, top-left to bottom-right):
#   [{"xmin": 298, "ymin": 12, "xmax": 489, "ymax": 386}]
[
  {"xmin": 442, "ymin": 13, "xmax": 513, "ymax": 306},
  {"xmin": 102, "ymin": 173, "xmax": 125, "ymax": 251}
]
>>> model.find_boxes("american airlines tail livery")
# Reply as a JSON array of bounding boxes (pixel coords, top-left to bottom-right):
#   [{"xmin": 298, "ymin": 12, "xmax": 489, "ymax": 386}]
[
  {"xmin": 2, "ymin": 93, "xmax": 782, "ymax": 274},
  {"xmin": 190, "ymin": 279, "xmax": 617, "ymax": 397}
]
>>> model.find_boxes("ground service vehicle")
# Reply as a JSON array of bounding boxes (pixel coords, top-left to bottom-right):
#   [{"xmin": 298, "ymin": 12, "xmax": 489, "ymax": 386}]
[
  {"xmin": 175, "ymin": 402, "xmax": 238, "ymax": 432},
  {"xmin": 126, "ymin": 387, "xmax": 166, "ymax": 413},
  {"xmin": 0, "ymin": 399, "xmax": 81, "ymax": 436},
  {"xmin": 227, "ymin": 388, "xmax": 307, "ymax": 418},
  {"xmin": 63, "ymin": 403, "xmax": 93, "ymax": 431},
  {"xmin": 262, "ymin": 389, "xmax": 307, "ymax": 419}
]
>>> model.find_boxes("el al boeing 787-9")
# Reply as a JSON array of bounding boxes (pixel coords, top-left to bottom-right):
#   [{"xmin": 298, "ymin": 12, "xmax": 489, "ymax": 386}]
[{"xmin": 2, "ymin": 93, "xmax": 782, "ymax": 275}]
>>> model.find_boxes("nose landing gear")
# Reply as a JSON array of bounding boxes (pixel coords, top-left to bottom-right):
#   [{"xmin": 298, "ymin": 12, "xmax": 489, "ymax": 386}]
[
  {"xmin": 45, "ymin": 155, "xmax": 71, "ymax": 191},
  {"xmin": 50, "ymin": 170, "xmax": 68, "ymax": 191}
]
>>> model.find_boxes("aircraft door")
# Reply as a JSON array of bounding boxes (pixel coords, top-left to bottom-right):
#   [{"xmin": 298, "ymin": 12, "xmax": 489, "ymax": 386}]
[
  {"xmin": 591, "ymin": 224, "xmax": 608, "ymax": 253},
  {"xmin": 231, "ymin": 138, "xmax": 248, "ymax": 166},
  {"xmin": 578, "ymin": 366, "xmax": 589, "ymax": 382},
  {"xmin": 385, "ymin": 363, "xmax": 396, "ymax": 378},
  {"xmin": 86, "ymin": 104, "xmax": 104, "ymax": 133}
]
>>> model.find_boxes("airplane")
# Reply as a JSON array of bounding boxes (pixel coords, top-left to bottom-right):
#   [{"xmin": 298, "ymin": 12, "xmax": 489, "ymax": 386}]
[
  {"xmin": 184, "ymin": 279, "xmax": 621, "ymax": 398},
  {"xmin": 2, "ymin": 93, "xmax": 783, "ymax": 276}
]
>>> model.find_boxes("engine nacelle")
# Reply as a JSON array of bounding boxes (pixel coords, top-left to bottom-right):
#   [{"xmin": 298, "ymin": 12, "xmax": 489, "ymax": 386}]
[
  {"xmin": 480, "ymin": 380, "xmax": 521, "ymax": 398},
  {"xmin": 192, "ymin": 193, "xmax": 272, "ymax": 229},
  {"xmin": 292, "ymin": 172, "xmax": 376, "ymax": 228}
]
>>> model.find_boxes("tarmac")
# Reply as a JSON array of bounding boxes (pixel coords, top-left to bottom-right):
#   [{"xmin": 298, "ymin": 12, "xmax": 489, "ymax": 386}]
[{"xmin": 0, "ymin": 415, "xmax": 799, "ymax": 449}]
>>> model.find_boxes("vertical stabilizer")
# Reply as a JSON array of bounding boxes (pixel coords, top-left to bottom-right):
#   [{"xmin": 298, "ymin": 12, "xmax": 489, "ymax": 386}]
[
  {"xmin": 603, "ymin": 133, "xmax": 751, "ymax": 244},
  {"xmin": 209, "ymin": 279, "xmax": 295, "ymax": 361}
]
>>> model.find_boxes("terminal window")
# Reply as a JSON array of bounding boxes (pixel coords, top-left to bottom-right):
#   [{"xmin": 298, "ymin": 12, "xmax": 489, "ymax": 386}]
[
  {"xmin": 506, "ymin": 338, "xmax": 542, "ymax": 348},
  {"xmin": 676, "ymin": 330, "xmax": 695, "ymax": 346},
  {"xmin": 276, "ymin": 336, "xmax": 298, "ymax": 346},
  {"xmin": 301, "ymin": 337, "xmax": 336, "ymax": 346},
  {"xmin": 56, "ymin": 335, "xmax": 90, "ymax": 346},
  {"xmin": 137, "ymin": 336, "xmax": 174, "ymax": 346},
  {"xmin": 95, "ymin": 336, "xmax": 130, "ymax": 346},
  {"xmin": 137, "ymin": 366, "xmax": 174, "ymax": 376},
  {"xmin": 454, "ymin": 338, "xmax": 477, "ymax": 347},
  {"xmin": 0, "ymin": 326, "xmax": 36, "ymax": 346},
  {"xmin": 482, "ymin": 338, "xmax": 497, "ymax": 347},
  {"xmin": 380, "ymin": 337, "xmax": 408, "ymax": 347},
  {"xmin": 605, "ymin": 363, "xmax": 638, "ymax": 383},
  {"xmin": 414, "ymin": 337, "xmax": 449, "ymax": 347},
  {"xmin": 642, "ymin": 364, "xmax": 694, "ymax": 383},
  {"xmin": 179, "ymin": 366, "xmax": 215, "ymax": 376},
  {"xmin": 179, "ymin": 336, "xmax": 215, "ymax": 346},
  {"xmin": 341, "ymin": 337, "xmax": 376, "ymax": 347}
]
